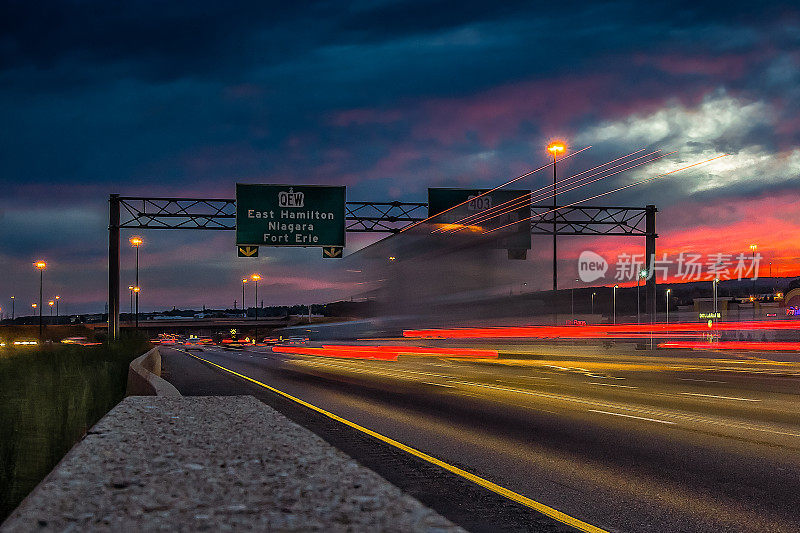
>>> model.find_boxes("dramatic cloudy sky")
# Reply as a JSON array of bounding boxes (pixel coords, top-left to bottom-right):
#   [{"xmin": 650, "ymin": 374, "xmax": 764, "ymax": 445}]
[{"xmin": 2, "ymin": 1, "xmax": 799, "ymax": 314}]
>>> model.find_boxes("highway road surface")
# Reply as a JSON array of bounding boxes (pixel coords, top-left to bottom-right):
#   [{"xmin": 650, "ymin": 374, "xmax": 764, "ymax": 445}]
[{"xmin": 159, "ymin": 341, "xmax": 800, "ymax": 532}]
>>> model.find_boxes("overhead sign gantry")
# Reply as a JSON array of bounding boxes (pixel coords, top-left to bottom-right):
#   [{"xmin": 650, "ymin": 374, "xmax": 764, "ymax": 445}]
[{"xmin": 107, "ymin": 187, "xmax": 657, "ymax": 341}]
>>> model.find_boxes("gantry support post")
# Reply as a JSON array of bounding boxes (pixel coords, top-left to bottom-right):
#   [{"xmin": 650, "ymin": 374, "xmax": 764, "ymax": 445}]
[
  {"xmin": 109, "ymin": 194, "xmax": 120, "ymax": 342},
  {"xmin": 645, "ymin": 204, "xmax": 658, "ymax": 326}
]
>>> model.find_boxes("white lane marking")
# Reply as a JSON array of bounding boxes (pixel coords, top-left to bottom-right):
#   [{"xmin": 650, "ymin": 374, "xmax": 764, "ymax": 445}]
[
  {"xmin": 586, "ymin": 382, "xmax": 638, "ymax": 389},
  {"xmin": 588, "ymin": 410, "xmax": 675, "ymax": 425},
  {"xmin": 681, "ymin": 392, "xmax": 761, "ymax": 402},
  {"xmin": 678, "ymin": 378, "xmax": 726, "ymax": 384},
  {"xmin": 422, "ymin": 382, "xmax": 456, "ymax": 388}
]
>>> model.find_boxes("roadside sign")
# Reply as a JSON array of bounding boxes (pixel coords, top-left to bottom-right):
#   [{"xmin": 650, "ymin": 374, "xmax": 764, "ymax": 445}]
[
  {"xmin": 322, "ymin": 246, "xmax": 343, "ymax": 258},
  {"xmin": 237, "ymin": 246, "xmax": 259, "ymax": 257},
  {"xmin": 236, "ymin": 184, "xmax": 345, "ymax": 247},
  {"xmin": 427, "ymin": 188, "xmax": 532, "ymax": 250}
]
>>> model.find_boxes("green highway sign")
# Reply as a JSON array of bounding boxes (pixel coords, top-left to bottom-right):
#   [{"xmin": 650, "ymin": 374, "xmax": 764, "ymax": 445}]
[
  {"xmin": 427, "ymin": 188, "xmax": 532, "ymax": 250},
  {"xmin": 236, "ymin": 184, "xmax": 346, "ymax": 247}
]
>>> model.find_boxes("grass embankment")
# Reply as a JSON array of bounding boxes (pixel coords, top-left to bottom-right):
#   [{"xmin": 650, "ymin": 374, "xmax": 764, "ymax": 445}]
[{"xmin": 0, "ymin": 334, "xmax": 151, "ymax": 521}]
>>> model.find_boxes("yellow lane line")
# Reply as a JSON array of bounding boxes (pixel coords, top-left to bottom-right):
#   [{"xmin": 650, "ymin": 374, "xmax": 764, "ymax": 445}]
[{"xmin": 178, "ymin": 350, "xmax": 608, "ymax": 533}]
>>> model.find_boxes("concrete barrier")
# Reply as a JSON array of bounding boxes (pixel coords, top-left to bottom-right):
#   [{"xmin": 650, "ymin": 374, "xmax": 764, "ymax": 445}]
[
  {"xmin": 1, "ymin": 396, "xmax": 462, "ymax": 532},
  {"xmin": 125, "ymin": 347, "xmax": 181, "ymax": 397}
]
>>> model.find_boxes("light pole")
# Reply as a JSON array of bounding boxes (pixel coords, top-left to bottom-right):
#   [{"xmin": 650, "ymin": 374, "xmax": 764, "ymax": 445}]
[
  {"xmin": 128, "ymin": 286, "xmax": 134, "ymax": 317},
  {"xmin": 591, "ymin": 292, "xmax": 596, "ymax": 316},
  {"xmin": 749, "ymin": 243, "xmax": 757, "ymax": 296},
  {"xmin": 35, "ymin": 261, "xmax": 46, "ymax": 342},
  {"xmin": 10, "ymin": 296, "xmax": 14, "ymax": 321},
  {"xmin": 713, "ymin": 278, "xmax": 719, "ymax": 317},
  {"xmin": 571, "ymin": 278, "xmax": 578, "ymax": 322},
  {"xmin": 48, "ymin": 300, "xmax": 54, "ymax": 317},
  {"xmin": 133, "ymin": 286, "xmax": 140, "ymax": 326},
  {"xmin": 613, "ymin": 285, "xmax": 618, "ymax": 325},
  {"xmin": 241, "ymin": 278, "xmax": 248, "ymax": 316},
  {"xmin": 547, "ymin": 141, "xmax": 566, "ymax": 294},
  {"xmin": 251, "ymin": 274, "xmax": 261, "ymax": 343},
  {"xmin": 130, "ymin": 236, "xmax": 143, "ymax": 330},
  {"xmin": 637, "ymin": 269, "xmax": 647, "ymax": 325},
  {"xmin": 665, "ymin": 288, "xmax": 671, "ymax": 325},
  {"xmin": 55, "ymin": 295, "xmax": 60, "ymax": 319}
]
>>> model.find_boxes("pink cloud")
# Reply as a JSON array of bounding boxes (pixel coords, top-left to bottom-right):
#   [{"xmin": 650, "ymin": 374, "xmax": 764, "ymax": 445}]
[{"xmin": 557, "ymin": 190, "xmax": 800, "ymax": 283}]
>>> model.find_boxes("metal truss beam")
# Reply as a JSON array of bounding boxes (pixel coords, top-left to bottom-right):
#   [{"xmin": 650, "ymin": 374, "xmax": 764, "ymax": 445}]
[
  {"xmin": 345, "ymin": 201, "xmax": 428, "ymax": 233},
  {"xmin": 530, "ymin": 205, "xmax": 650, "ymax": 236},
  {"xmin": 117, "ymin": 196, "xmax": 428, "ymax": 233}
]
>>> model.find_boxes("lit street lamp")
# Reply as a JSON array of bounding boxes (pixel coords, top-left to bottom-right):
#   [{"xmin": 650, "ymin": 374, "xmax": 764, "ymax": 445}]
[
  {"xmin": 10, "ymin": 296, "xmax": 14, "ymax": 321},
  {"xmin": 613, "ymin": 285, "xmax": 618, "ymax": 325},
  {"xmin": 637, "ymin": 269, "xmax": 647, "ymax": 325},
  {"xmin": 571, "ymin": 278, "xmax": 578, "ymax": 322},
  {"xmin": 48, "ymin": 300, "xmax": 54, "ymax": 317},
  {"xmin": 749, "ymin": 243, "xmax": 757, "ymax": 296},
  {"xmin": 128, "ymin": 286, "xmax": 135, "ymax": 317},
  {"xmin": 251, "ymin": 274, "xmax": 261, "ymax": 318},
  {"xmin": 35, "ymin": 260, "xmax": 46, "ymax": 341},
  {"xmin": 55, "ymin": 295, "xmax": 60, "ymax": 319},
  {"xmin": 130, "ymin": 236, "xmax": 143, "ymax": 330},
  {"xmin": 133, "ymin": 285, "xmax": 140, "ymax": 319},
  {"xmin": 251, "ymin": 274, "xmax": 261, "ymax": 343},
  {"xmin": 241, "ymin": 278, "xmax": 248, "ymax": 315},
  {"xmin": 591, "ymin": 292, "xmax": 596, "ymax": 316},
  {"xmin": 547, "ymin": 141, "xmax": 566, "ymax": 293},
  {"xmin": 665, "ymin": 288, "xmax": 671, "ymax": 325}
]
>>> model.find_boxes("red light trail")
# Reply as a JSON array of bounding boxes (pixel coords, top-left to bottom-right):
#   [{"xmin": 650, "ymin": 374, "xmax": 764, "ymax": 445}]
[{"xmin": 272, "ymin": 344, "xmax": 499, "ymax": 360}]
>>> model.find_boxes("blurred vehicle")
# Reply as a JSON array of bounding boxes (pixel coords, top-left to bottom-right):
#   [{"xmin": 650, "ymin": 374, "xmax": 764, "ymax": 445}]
[
  {"xmin": 282, "ymin": 336, "xmax": 309, "ymax": 346},
  {"xmin": 60, "ymin": 337, "xmax": 101, "ymax": 346}
]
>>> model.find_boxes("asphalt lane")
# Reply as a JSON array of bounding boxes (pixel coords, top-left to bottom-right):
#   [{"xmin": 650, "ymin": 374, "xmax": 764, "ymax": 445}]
[{"xmin": 161, "ymin": 344, "xmax": 800, "ymax": 533}]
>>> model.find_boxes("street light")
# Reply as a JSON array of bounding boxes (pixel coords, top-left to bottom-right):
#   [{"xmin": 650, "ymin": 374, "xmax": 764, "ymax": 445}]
[
  {"xmin": 713, "ymin": 278, "xmax": 719, "ymax": 317},
  {"xmin": 241, "ymin": 278, "xmax": 248, "ymax": 315},
  {"xmin": 128, "ymin": 286, "xmax": 135, "ymax": 317},
  {"xmin": 251, "ymin": 274, "xmax": 261, "ymax": 343},
  {"xmin": 571, "ymin": 278, "xmax": 578, "ymax": 322},
  {"xmin": 130, "ymin": 236, "xmax": 143, "ymax": 330},
  {"xmin": 665, "ymin": 288, "xmax": 671, "ymax": 324},
  {"xmin": 591, "ymin": 292, "xmax": 596, "ymax": 316},
  {"xmin": 613, "ymin": 285, "xmax": 618, "ymax": 325},
  {"xmin": 55, "ymin": 295, "xmax": 60, "ymax": 319},
  {"xmin": 10, "ymin": 296, "xmax": 14, "ymax": 321},
  {"xmin": 48, "ymin": 300, "xmax": 54, "ymax": 317},
  {"xmin": 749, "ymin": 243, "xmax": 757, "ymax": 297},
  {"xmin": 637, "ymin": 269, "xmax": 647, "ymax": 325},
  {"xmin": 251, "ymin": 274, "xmax": 261, "ymax": 317},
  {"xmin": 34, "ymin": 260, "xmax": 46, "ymax": 342},
  {"xmin": 547, "ymin": 141, "xmax": 566, "ymax": 294}
]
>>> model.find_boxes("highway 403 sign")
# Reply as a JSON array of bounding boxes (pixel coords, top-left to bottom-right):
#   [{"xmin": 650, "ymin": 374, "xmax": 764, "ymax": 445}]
[{"xmin": 236, "ymin": 184, "xmax": 346, "ymax": 247}]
